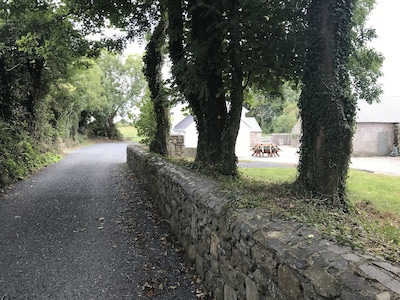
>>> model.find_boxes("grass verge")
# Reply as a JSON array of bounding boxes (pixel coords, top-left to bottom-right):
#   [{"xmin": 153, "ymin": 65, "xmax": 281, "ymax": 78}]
[
  {"xmin": 228, "ymin": 167, "xmax": 400, "ymax": 263},
  {"xmin": 170, "ymin": 159, "xmax": 400, "ymax": 263}
]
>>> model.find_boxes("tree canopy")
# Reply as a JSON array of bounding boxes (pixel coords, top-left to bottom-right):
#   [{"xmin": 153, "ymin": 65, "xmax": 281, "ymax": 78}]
[
  {"xmin": 0, "ymin": 0, "xmax": 147, "ymax": 187},
  {"xmin": 0, "ymin": 0, "xmax": 383, "ymax": 210}
]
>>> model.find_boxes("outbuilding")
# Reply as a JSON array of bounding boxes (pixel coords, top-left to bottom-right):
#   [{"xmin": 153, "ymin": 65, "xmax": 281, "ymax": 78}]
[
  {"xmin": 353, "ymin": 97, "xmax": 400, "ymax": 156},
  {"xmin": 170, "ymin": 104, "xmax": 262, "ymax": 157}
]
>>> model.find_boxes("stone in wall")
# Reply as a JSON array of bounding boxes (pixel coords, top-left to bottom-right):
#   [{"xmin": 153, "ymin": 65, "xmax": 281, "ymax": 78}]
[{"xmin": 168, "ymin": 135, "xmax": 185, "ymax": 157}]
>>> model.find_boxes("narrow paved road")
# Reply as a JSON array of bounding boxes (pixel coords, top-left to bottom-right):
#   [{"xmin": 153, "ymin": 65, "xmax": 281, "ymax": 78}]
[{"xmin": 0, "ymin": 143, "xmax": 206, "ymax": 299}]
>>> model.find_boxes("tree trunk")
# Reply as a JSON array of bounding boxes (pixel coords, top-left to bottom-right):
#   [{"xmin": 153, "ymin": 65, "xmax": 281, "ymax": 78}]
[
  {"xmin": 187, "ymin": 0, "xmax": 227, "ymax": 167},
  {"xmin": 166, "ymin": 0, "xmax": 203, "ymax": 135},
  {"xmin": 220, "ymin": 0, "xmax": 244, "ymax": 176},
  {"xmin": 167, "ymin": 0, "xmax": 230, "ymax": 169},
  {"xmin": 296, "ymin": 0, "xmax": 356, "ymax": 210},
  {"xmin": 26, "ymin": 57, "xmax": 45, "ymax": 135},
  {"xmin": 166, "ymin": 0, "xmax": 244, "ymax": 175},
  {"xmin": 143, "ymin": 14, "xmax": 170, "ymax": 156}
]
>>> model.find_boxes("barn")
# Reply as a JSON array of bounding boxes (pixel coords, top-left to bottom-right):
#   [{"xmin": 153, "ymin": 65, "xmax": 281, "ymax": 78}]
[{"xmin": 353, "ymin": 97, "xmax": 400, "ymax": 156}]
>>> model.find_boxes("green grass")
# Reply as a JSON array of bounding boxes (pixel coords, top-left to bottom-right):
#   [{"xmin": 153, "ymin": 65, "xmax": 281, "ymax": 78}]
[
  {"xmin": 240, "ymin": 167, "xmax": 400, "ymax": 216},
  {"xmin": 117, "ymin": 124, "xmax": 142, "ymax": 143},
  {"xmin": 347, "ymin": 171, "xmax": 400, "ymax": 215},
  {"xmin": 234, "ymin": 167, "xmax": 400, "ymax": 262},
  {"xmin": 168, "ymin": 158, "xmax": 400, "ymax": 262}
]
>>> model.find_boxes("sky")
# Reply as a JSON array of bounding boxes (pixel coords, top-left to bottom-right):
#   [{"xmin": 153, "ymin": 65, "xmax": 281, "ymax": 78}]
[
  {"xmin": 124, "ymin": 0, "xmax": 399, "ymax": 97},
  {"xmin": 367, "ymin": 0, "xmax": 400, "ymax": 97}
]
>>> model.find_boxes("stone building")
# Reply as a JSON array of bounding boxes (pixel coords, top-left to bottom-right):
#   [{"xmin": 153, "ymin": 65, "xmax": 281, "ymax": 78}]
[{"xmin": 353, "ymin": 97, "xmax": 400, "ymax": 156}]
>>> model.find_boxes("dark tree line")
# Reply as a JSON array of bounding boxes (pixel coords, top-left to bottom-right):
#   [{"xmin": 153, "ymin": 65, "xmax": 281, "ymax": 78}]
[{"xmin": 0, "ymin": 0, "xmax": 146, "ymax": 186}]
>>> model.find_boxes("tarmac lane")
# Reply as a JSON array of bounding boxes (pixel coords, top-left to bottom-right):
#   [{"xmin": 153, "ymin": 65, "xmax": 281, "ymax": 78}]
[{"xmin": 0, "ymin": 143, "xmax": 207, "ymax": 300}]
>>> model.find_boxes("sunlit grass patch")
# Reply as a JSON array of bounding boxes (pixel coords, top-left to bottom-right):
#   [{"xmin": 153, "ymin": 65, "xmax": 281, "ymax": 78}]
[
  {"xmin": 347, "ymin": 170, "xmax": 400, "ymax": 216},
  {"xmin": 239, "ymin": 167, "xmax": 297, "ymax": 183},
  {"xmin": 117, "ymin": 124, "xmax": 141, "ymax": 143}
]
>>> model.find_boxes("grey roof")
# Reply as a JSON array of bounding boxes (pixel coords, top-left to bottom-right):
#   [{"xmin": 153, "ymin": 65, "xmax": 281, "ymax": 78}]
[
  {"xmin": 173, "ymin": 114, "xmax": 262, "ymax": 132},
  {"xmin": 243, "ymin": 117, "xmax": 262, "ymax": 132},
  {"xmin": 173, "ymin": 115, "xmax": 194, "ymax": 130},
  {"xmin": 356, "ymin": 97, "xmax": 400, "ymax": 123}
]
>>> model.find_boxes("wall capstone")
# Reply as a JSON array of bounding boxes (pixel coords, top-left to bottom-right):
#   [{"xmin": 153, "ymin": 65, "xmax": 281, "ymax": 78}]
[{"xmin": 127, "ymin": 145, "xmax": 400, "ymax": 300}]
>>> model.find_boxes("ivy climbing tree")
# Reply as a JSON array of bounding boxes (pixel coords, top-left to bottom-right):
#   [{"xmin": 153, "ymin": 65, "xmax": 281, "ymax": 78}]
[
  {"xmin": 143, "ymin": 11, "xmax": 170, "ymax": 156},
  {"xmin": 65, "ymin": 0, "xmax": 381, "ymax": 184},
  {"xmin": 166, "ymin": 0, "xmax": 306, "ymax": 176},
  {"xmin": 296, "ymin": 0, "xmax": 356, "ymax": 210}
]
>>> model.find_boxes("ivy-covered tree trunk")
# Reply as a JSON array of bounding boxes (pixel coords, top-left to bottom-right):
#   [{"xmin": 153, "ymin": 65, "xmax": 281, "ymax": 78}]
[
  {"xmin": 26, "ymin": 57, "xmax": 46, "ymax": 136},
  {"xmin": 296, "ymin": 0, "xmax": 356, "ymax": 210},
  {"xmin": 166, "ymin": 0, "xmax": 202, "ymax": 120},
  {"xmin": 188, "ymin": 0, "xmax": 227, "ymax": 167},
  {"xmin": 220, "ymin": 0, "xmax": 244, "ymax": 176},
  {"xmin": 143, "ymin": 14, "xmax": 170, "ymax": 156},
  {"xmin": 167, "ymin": 0, "xmax": 243, "ymax": 176}
]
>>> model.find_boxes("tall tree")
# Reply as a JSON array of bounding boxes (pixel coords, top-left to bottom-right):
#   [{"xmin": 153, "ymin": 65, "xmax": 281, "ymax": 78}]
[
  {"xmin": 0, "ymin": 0, "xmax": 94, "ymax": 134},
  {"xmin": 296, "ymin": 0, "xmax": 356, "ymax": 210},
  {"xmin": 167, "ymin": 0, "xmax": 305, "ymax": 175},
  {"xmin": 143, "ymin": 11, "xmax": 170, "ymax": 155}
]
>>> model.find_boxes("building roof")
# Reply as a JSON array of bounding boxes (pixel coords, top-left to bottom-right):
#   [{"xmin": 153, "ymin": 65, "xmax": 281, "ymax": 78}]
[
  {"xmin": 173, "ymin": 115, "xmax": 194, "ymax": 130},
  {"xmin": 242, "ymin": 117, "xmax": 262, "ymax": 132},
  {"xmin": 357, "ymin": 96, "xmax": 400, "ymax": 123},
  {"xmin": 172, "ymin": 115, "xmax": 262, "ymax": 132}
]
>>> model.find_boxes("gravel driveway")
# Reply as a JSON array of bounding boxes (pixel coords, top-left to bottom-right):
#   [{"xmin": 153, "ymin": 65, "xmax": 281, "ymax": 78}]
[{"xmin": 0, "ymin": 143, "xmax": 208, "ymax": 299}]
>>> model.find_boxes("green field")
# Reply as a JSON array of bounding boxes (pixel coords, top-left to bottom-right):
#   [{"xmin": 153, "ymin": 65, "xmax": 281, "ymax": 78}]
[{"xmin": 117, "ymin": 125, "xmax": 142, "ymax": 143}]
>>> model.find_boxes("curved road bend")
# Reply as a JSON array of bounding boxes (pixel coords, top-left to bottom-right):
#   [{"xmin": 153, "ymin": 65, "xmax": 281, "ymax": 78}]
[{"xmin": 0, "ymin": 143, "xmax": 206, "ymax": 299}]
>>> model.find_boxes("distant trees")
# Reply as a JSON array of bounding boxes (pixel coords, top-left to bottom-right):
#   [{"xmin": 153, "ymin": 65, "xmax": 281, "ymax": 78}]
[
  {"xmin": 349, "ymin": 0, "xmax": 383, "ymax": 103},
  {"xmin": 83, "ymin": 52, "xmax": 147, "ymax": 139},
  {"xmin": 246, "ymin": 85, "xmax": 301, "ymax": 134}
]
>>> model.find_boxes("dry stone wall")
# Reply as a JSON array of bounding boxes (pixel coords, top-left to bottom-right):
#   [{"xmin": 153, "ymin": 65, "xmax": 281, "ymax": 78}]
[
  {"xmin": 168, "ymin": 135, "xmax": 185, "ymax": 157},
  {"xmin": 127, "ymin": 145, "xmax": 400, "ymax": 300}
]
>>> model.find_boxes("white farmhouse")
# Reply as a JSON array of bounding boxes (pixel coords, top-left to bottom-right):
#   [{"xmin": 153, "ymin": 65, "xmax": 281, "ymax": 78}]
[{"xmin": 170, "ymin": 104, "xmax": 262, "ymax": 157}]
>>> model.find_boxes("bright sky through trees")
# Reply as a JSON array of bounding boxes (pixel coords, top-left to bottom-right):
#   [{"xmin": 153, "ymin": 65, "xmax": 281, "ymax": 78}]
[
  {"xmin": 367, "ymin": 0, "xmax": 400, "ymax": 96},
  {"xmin": 123, "ymin": 1, "xmax": 397, "ymax": 97}
]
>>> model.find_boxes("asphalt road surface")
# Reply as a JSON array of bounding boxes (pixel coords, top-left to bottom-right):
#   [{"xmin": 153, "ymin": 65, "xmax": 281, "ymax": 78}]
[{"xmin": 0, "ymin": 143, "xmax": 207, "ymax": 299}]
